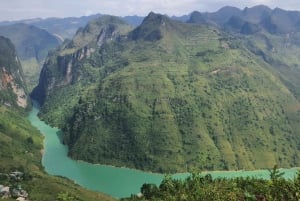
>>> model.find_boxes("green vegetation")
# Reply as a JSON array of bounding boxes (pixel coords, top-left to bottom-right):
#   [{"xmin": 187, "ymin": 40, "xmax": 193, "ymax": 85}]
[
  {"xmin": 33, "ymin": 12, "xmax": 300, "ymax": 173},
  {"xmin": 0, "ymin": 106, "xmax": 115, "ymax": 201},
  {"xmin": 122, "ymin": 167, "xmax": 300, "ymax": 201},
  {"xmin": 0, "ymin": 36, "xmax": 114, "ymax": 201}
]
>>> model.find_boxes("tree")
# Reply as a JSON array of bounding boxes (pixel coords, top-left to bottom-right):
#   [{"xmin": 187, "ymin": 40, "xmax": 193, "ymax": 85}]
[
  {"xmin": 141, "ymin": 183, "xmax": 158, "ymax": 199},
  {"xmin": 269, "ymin": 165, "xmax": 284, "ymax": 182},
  {"xmin": 56, "ymin": 192, "xmax": 78, "ymax": 201}
]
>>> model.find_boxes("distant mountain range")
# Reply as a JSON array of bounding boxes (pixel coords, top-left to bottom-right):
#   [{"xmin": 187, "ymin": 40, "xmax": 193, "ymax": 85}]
[
  {"xmin": 0, "ymin": 14, "xmax": 190, "ymax": 41},
  {"xmin": 3, "ymin": 5, "xmax": 300, "ymax": 40},
  {"xmin": 2, "ymin": 4, "xmax": 300, "ymax": 38},
  {"xmin": 0, "ymin": 23, "xmax": 61, "ymax": 62},
  {"xmin": 0, "ymin": 14, "xmax": 144, "ymax": 40}
]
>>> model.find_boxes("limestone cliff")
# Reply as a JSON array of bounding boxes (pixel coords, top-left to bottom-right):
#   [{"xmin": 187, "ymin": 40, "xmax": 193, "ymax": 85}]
[
  {"xmin": 0, "ymin": 36, "xmax": 28, "ymax": 109},
  {"xmin": 31, "ymin": 16, "xmax": 132, "ymax": 105}
]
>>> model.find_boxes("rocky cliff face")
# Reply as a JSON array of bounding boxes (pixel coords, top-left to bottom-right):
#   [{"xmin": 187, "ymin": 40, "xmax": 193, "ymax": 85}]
[
  {"xmin": 0, "ymin": 36, "xmax": 28, "ymax": 109},
  {"xmin": 0, "ymin": 23, "xmax": 62, "ymax": 91},
  {"xmin": 31, "ymin": 16, "xmax": 132, "ymax": 106}
]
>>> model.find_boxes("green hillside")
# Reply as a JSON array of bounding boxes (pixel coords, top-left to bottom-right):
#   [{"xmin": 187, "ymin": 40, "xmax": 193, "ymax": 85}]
[
  {"xmin": 0, "ymin": 36, "xmax": 114, "ymax": 200},
  {"xmin": 32, "ymin": 12, "xmax": 300, "ymax": 173},
  {"xmin": 0, "ymin": 106, "xmax": 115, "ymax": 201}
]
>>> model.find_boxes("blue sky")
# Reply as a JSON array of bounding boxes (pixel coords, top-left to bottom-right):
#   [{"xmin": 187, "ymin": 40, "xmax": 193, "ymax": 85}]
[{"xmin": 1, "ymin": 0, "xmax": 300, "ymax": 21}]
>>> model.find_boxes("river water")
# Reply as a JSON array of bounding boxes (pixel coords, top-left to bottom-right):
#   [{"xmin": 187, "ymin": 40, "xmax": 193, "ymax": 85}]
[{"xmin": 28, "ymin": 104, "xmax": 300, "ymax": 198}]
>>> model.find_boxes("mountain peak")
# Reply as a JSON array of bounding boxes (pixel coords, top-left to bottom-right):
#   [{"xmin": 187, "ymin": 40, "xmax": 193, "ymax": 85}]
[
  {"xmin": 243, "ymin": 5, "xmax": 272, "ymax": 17},
  {"xmin": 187, "ymin": 11, "xmax": 207, "ymax": 24},
  {"xmin": 217, "ymin": 6, "xmax": 242, "ymax": 14},
  {"xmin": 142, "ymin": 12, "xmax": 171, "ymax": 28},
  {"xmin": 129, "ymin": 12, "xmax": 172, "ymax": 41},
  {"xmin": 146, "ymin": 11, "xmax": 168, "ymax": 20},
  {"xmin": 67, "ymin": 15, "xmax": 131, "ymax": 50},
  {"xmin": 245, "ymin": 5, "xmax": 271, "ymax": 11},
  {"xmin": 209, "ymin": 6, "xmax": 242, "ymax": 25}
]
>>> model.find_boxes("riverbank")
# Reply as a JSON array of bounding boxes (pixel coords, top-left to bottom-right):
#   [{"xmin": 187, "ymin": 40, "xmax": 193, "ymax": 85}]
[{"xmin": 28, "ymin": 104, "xmax": 300, "ymax": 198}]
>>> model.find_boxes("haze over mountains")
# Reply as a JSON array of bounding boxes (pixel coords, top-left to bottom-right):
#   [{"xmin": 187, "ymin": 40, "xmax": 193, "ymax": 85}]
[
  {"xmin": 0, "ymin": 14, "xmax": 143, "ymax": 39},
  {"xmin": 3, "ymin": 5, "xmax": 300, "ymax": 39},
  {"xmin": 27, "ymin": 5, "xmax": 300, "ymax": 173},
  {"xmin": 0, "ymin": 23, "xmax": 61, "ymax": 91}
]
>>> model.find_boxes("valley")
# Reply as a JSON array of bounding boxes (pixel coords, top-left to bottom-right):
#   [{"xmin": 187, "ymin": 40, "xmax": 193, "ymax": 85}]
[
  {"xmin": 26, "ymin": 103, "xmax": 300, "ymax": 198},
  {"xmin": 2, "ymin": 3, "xmax": 300, "ymax": 200},
  {"xmin": 0, "ymin": 36, "xmax": 114, "ymax": 200}
]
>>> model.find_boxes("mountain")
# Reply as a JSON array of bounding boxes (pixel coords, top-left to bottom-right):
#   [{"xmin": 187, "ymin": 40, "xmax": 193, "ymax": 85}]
[
  {"xmin": 258, "ymin": 8, "xmax": 300, "ymax": 34},
  {"xmin": 123, "ymin": 15, "xmax": 144, "ymax": 26},
  {"xmin": 0, "ymin": 23, "xmax": 61, "ymax": 91},
  {"xmin": 0, "ymin": 15, "xmax": 103, "ymax": 40},
  {"xmin": 32, "ymin": 11, "xmax": 300, "ymax": 173},
  {"xmin": 225, "ymin": 16, "xmax": 261, "ymax": 34},
  {"xmin": 171, "ymin": 14, "xmax": 191, "ymax": 22},
  {"xmin": 29, "ymin": 14, "xmax": 104, "ymax": 40},
  {"xmin": 31, "ymin": 15, "xmax": 133, "ymax": 105},
  {"xmin": 0, "ymin": 14, "xmax": 189, "ymax": 41},
  {"xmin": 0, "ymin": 23, "xmax": 61, "ymax": 62},
  {"xmin": 242, "ymin": 5, "xmax": 272, "ymax": 23},
  {"xmin": 0, "ymin": 14, "xmax": 144, "ymax": 40},
  {"xmin": 187, "ymin": 11, "xmax": 207, "ymax": 24},
  {"xmin": 198, "ymin": 5, "xmax": 300, "ymax": 35},
  {"xmin": 204, "ymin": 6, "xmax": 242, "ymax": 25},
  {"xmin": 28, "ymin": 14, "xmax": 145, "ymax": 38},
  {"xmin": 0, "ymin": 36, "xmax": 114, "ymax": 200},
  {"xmin": 0, "ymin": 36, "xmax": 29, "ymax": 109},
  {"xmin": 129, "ymin": 12, "xmax": 174, "ymax": 41}
]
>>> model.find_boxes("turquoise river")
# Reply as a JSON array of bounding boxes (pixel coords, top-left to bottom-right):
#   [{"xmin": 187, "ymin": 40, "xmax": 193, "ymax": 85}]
[{"xmin": 28, "ymin": 104, "xmax": 300, "ymax": 198}]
